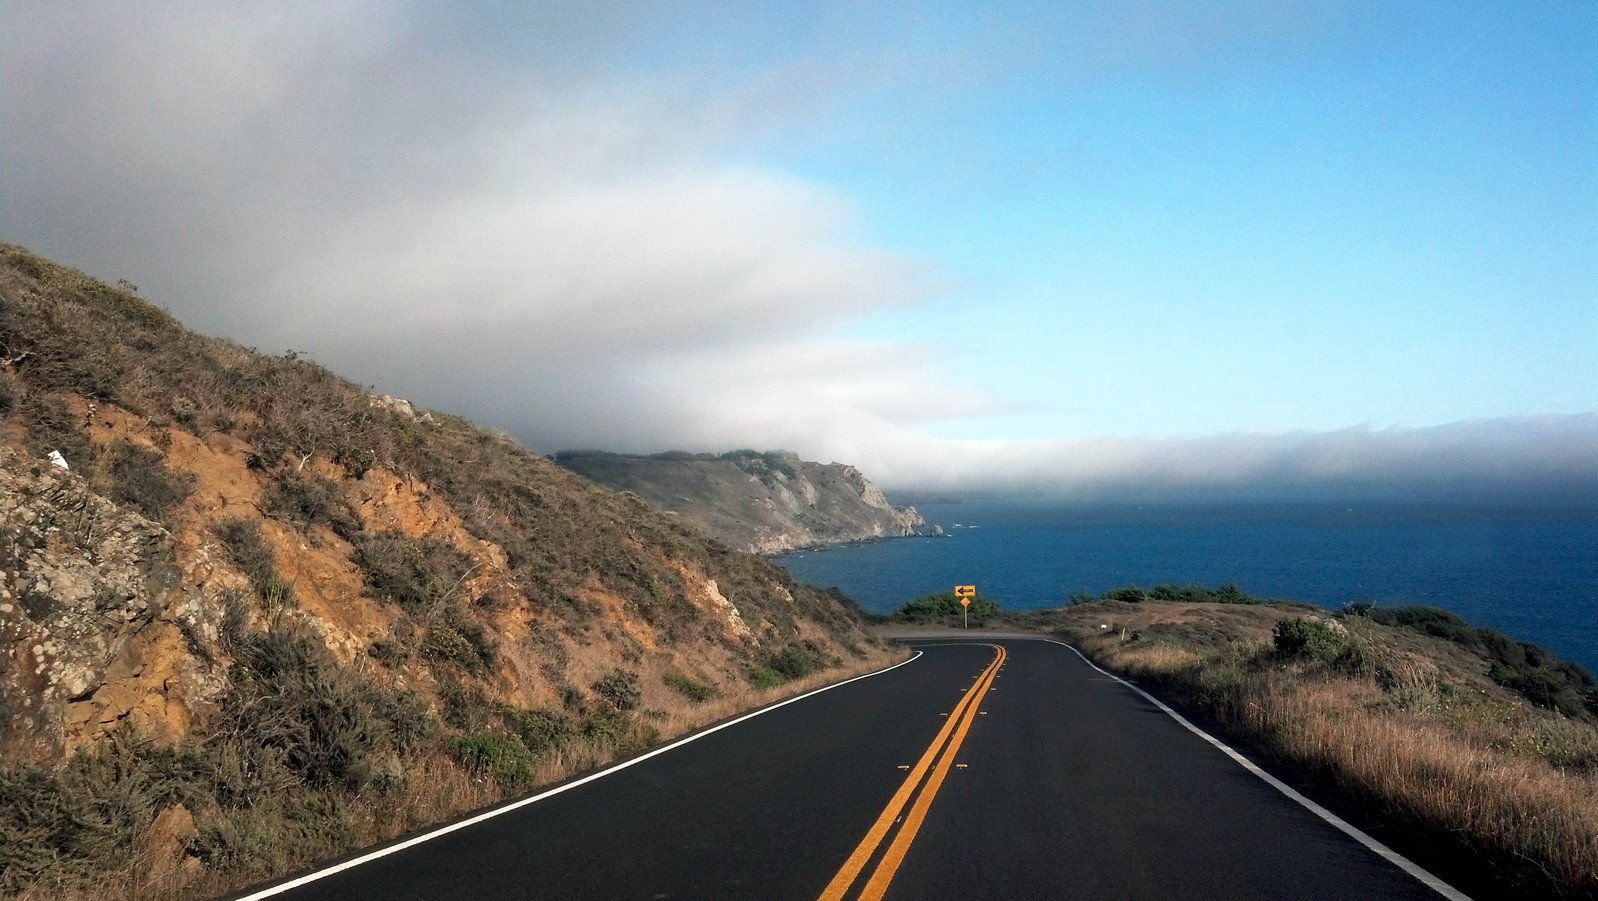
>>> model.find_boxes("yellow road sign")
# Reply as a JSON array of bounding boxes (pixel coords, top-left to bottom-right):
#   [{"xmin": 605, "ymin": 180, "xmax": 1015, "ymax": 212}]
[
  {"xmin": 954, "ymin": 585, "xmax": 976, "ymax": 598},
  {"xmin": 960, "ymin": 597, "xmax": 970, "ymax": 607}
]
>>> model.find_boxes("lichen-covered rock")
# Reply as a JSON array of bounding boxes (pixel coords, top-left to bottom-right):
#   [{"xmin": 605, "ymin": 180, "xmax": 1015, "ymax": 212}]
[{"xmin": 0, "ymin": 446, "xmax": 220, "ymax": 762}]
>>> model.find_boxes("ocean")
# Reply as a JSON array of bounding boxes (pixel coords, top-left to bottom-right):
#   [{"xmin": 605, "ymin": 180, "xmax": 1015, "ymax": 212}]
[{"xmin": 775, "ymin": 501, "xmax": 1598, "ymax": 674}]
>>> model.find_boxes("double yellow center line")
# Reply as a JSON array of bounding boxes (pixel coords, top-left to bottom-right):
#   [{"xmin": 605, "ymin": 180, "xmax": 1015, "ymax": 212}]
[{"xmin": 819, "ymin": 644, "xmax": 1006, "ymax": 901}]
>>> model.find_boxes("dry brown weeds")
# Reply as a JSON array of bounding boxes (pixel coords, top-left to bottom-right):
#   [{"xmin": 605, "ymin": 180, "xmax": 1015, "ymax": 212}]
[
  {"xmin": 1059, "ymin": 605, "xmax": 1598, "ymax": 897},
  {"xmin": 10, "ymin": 647, "xmax": 906, "ymax": 901}
]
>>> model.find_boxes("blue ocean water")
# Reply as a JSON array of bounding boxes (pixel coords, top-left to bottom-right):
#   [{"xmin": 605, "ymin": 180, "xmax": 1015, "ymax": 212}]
[{"xmin": 776, "ymin": 502, "xmax": 1598, "ymax": 673}]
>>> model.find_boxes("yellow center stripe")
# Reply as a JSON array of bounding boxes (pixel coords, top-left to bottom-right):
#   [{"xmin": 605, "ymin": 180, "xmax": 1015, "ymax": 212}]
[{"xmin": 818, "ymin": 644, "xmax": 1006, "ymax": 901}]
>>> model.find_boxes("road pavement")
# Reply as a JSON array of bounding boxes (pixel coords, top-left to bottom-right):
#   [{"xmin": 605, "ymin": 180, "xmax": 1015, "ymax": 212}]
[{"xmin": 245, "ymin": 639, "xmax": 1458, "ymax": 900}]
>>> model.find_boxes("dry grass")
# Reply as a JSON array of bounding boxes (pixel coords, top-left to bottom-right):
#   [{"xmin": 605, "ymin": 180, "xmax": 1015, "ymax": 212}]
[
  {"xmin": 5, "ymin": 646, "xmax": 905, "ymax": 901},
  {"xmin": 1057, "ymin": 603, "xmax": 1598, "ymax": 898}
]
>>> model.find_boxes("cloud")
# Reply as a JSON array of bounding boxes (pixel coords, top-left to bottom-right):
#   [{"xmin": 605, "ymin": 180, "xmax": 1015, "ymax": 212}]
[
  {"xmin": 866, "ymin": 415, "xmax": 1598, "ymax": 509},
  {"xmin": 2, "ymin": 1, "xmax": 968, "ymax": 458},
  {"xmin": 4, "ymin": 3, "xmax": 1593, "ymax": 510}
]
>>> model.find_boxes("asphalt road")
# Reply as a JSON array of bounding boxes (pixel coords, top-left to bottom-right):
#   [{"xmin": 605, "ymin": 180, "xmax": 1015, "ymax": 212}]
[{"xmin": 248, "ymin": 639, "xmax": 1456, "ymax": 900}]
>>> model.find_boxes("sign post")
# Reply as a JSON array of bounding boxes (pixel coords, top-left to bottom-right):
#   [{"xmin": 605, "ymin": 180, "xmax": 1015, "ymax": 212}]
[{"xmin": 954, "ymin": 585, "xmax": 976, "ymax": 629}]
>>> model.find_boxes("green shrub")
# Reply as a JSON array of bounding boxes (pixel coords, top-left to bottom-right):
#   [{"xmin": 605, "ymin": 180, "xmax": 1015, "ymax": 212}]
[
  {"xmin": 500, "ymin": 708, "xmax": 573, "ymax": 754},
  {"xmin": 592, "ymin": 671, "xmax": 641, "ymax": 713},
  {"xmin": 766, "ymin": 644, "xmax": 823, "ymax": 680},
  {"xmin": 1269, "ymin": 617, "xmax": 1375, "ymax": 676},
  {"xmin": 419, "ymin": 604, "xmax": 495, "ymax": 671},
  {"xmin": 366, "ymin": 636, "xmax": 410, "ymax": 668},
  {"xmin": 106, "ymin": 439, "xmax": 194, "ymax": 521},
  {"xmin": 1274, "ymin": 617, "xmax": 1350, "ymax": 662},
  {"xmin": 1374, "ymin": 606, "xmax": 1598, "ymax": 718},
  {"xmin": 663, "ymin": 672, "xmax": 717, "ymax": 702},
  {"xmin": 1370, "ymin": 605, "xmax": 1478, "ymax": 644},
  {"xmin": 749, "ymin": 666, "xmax": 786, "ymax": 690},
  {"xmin": 450, "ymin": 733, "xmax": 535, "ymax": 788}
]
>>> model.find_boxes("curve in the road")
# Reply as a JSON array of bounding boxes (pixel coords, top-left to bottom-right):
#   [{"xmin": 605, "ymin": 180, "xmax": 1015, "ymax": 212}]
[{"xmin": 235, "ymin": 650, "xmax": 923, "ymax": 901}]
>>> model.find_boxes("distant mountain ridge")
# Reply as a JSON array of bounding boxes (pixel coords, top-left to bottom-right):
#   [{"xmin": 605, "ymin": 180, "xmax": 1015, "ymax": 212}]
[{"xmin": 555, "ymin": 449, "xmax": 925, "ymax": 554}]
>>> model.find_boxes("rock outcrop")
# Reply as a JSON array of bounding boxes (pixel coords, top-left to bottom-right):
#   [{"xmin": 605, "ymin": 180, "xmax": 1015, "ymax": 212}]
[
  {"xmin": 556, "ymin": 450, "xmax": 925, "ymax": 554},
  {"xmin": 0, "ymin": 446, "xmax": 225, "ymax": 763}
]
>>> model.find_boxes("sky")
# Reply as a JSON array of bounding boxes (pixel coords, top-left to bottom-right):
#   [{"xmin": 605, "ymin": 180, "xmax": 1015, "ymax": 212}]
[{"xmin": 3, "ymin": 1, "xmax": 1596, "ymax": 502}]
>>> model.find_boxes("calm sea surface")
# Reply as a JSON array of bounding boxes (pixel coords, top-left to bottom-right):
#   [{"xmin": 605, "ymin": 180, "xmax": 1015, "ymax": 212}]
[{"xmin": 776, "ymin": 501, "xmax": 1598, "ymax": 673}]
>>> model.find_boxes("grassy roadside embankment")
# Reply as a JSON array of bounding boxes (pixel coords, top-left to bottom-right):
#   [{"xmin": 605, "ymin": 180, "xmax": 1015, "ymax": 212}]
[
  {"xmin": 1022, "ymin": 591, "xmax": 1598, "ymax": 898},
  {"xmin": 4, "ymin": 643, "xmax": 907, "ymax": 901}
]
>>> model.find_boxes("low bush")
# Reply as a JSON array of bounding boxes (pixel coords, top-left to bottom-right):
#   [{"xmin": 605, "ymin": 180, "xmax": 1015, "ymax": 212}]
[
  {"xmin": 106, "ymin": 439, "xmax": 194, "ymax": 522},
  {"xmin": 767, "ymin": 644, "xmax": 823, "ymax": 680},
  {"xmin": 262, "ymin": 472, "xmax": 361, "ymax": 539},
  {"xmin": 749, "ymin": 667, "xmax": 786, "ymax": 690},
  {"xmin": 1273, "ymin": 617, "xmax": 1376, "ymax": 675},
  {"xmin": 500, "ymin": 708, "xmax": 574, "ymax": 755},
  {"xmin": 421, "ymin": 604, "xmax": 496, "ymax": 672},
  {"xmin": 17, "ymin": 390, "xmax": 92, "ymax": 466},
  {"xmin": 216, "ymin": 517, "xmax": 295, "ymax": 610},
  {"xmin": 1373, "ymin": 606, "xmax": 1598, "ymax": 718},
  {"xmin": 354, "ymin": 531, "xmax": 474, "ymax": 609},
  {"xmin": 449, "ymin": 733, "xmax": 535, "ymax": 789},
  {"xmin": 663, "ymin": 672, "xmax": 717, "ymax": 702},
  {"xmin": 592, "ymin": 671, "xmax": 641, "ymax": 713},
  {"xmin": 1098, "ymin": 584, "xmax": 1266, "ymax": 605}
]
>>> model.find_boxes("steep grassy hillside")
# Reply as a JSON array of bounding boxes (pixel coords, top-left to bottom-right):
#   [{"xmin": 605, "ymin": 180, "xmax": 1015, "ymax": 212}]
[
  {"xmin": 555, "ymin": 449, "xmax": 924, "ymax": 553},
  {"xmin": 0, "ymin": 244, "xmax": 896, "ymax": 899}
]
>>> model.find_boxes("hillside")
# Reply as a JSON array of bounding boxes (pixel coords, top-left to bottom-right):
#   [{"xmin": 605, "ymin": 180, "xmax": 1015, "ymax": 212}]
[
  {"xmin": 983, "ymin": 588, "xmax": 1598, "ymax": 898},
  {"xmin": 555, "ymin": 450, "xmax": 924, "ymax": 554},
  {"xmin": 0, "ymin": 244, "xmax": 897, "ymax": 899}
]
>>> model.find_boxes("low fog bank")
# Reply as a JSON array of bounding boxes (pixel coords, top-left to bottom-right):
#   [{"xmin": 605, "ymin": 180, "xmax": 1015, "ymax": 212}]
[{"xmin": 878, "ymin": 414, "xmax": 1598, "ymax": 511}]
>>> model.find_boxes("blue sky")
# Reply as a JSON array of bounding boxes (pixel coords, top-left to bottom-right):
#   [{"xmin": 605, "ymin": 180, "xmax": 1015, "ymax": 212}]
[
  {"xmin": 3, "ymin": 1, "xmax": 1595, "ymax": 495},
  {"xmin": 710, "ymin": 1, "xmax": 1598, "ymax": 439}
]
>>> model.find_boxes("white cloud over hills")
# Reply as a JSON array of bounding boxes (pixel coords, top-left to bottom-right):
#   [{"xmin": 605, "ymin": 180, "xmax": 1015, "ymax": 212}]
[{"xmin": 3, "ymin": 2, "xmax": 1594, "ymax": 507}]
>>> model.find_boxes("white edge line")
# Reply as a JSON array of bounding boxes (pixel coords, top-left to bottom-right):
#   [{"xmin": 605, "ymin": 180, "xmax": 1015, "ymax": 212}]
[
  {"xmin": 236, "ymin": 650, "xmax": 924, "ymax": 900},
  {"xmin": 1036, "ymin": 637, "xmax": 1471, "ymax": 901}
]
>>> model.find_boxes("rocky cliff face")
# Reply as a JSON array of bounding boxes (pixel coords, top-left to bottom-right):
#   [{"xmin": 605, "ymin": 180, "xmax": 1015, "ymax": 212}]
[
  {"xmin": 556, "ymin": 450, "xmax": 925, "ymax": 554},
  {"xmin": 0, "ymin": 446, "xmax": 218, "ymax": 764}
]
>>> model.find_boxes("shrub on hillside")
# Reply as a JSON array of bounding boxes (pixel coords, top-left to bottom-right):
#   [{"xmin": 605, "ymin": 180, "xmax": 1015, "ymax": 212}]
[
  {"xmin": 449, "ymin": 733, "xmax": 535, "ymax": 789},
  {"xmin": 592, "ymin": 671, "xmax": 642, "ymax": 713},
  {"xmin": 1098, "ymin": 584, "xmax": 1265, "ymax": 605},
  {"xmin": 263, "ymin": 472, "xmax": 361, "ymax": 539},
  {"xmin": 17, "ymin": 391, "xmax": 91, "ymax": 466},
  {"xmin": 420, "ymin": 603, "xmax": 496, "ymax": 672},
  {"xmin": 216, "ymin": 517, "xmax": 295, "ymax": 610},
  {"xmin": 222, "ymin": 629, "xmax": 433, "ymax": 791},
  {"xmin": 1370, "ymin": 605, "xmax": 1478, "ymax": 645},
  {"xmin": 499, "ymin": 707, "xmax": 574, "ymax": 755},
  {"xmin": 663, "ymin": 672, "xmax": 717, "ymax": 702},
  {"xmin": 1273, "ymin": 617, "xmax": 1376, "ymax": 675},
  {"xmin": 106, "ymin": 439, "xmax": 194, "ymax": 522},
  {"xmin": 1373, "ymin": 606, "xmax": 1598, "ymax": 718},
  {"xmin": 354, "ymin": 531, "xmax": 474, "ymax": 609}
]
